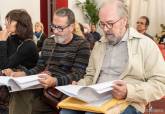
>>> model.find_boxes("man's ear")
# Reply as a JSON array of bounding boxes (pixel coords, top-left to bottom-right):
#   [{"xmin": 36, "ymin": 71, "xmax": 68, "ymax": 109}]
[
  {"xmin": 122, "ymin": 17, "xmax": 128, "ymax": 27},
  {"xmin": 68, "ymin": 24, "xmax": 75, "ymax": 32}
]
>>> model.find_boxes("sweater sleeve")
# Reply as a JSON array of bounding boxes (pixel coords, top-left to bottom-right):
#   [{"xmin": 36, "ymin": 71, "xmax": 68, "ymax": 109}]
[
  {"xmin": 24, "ymin": 55, "xmax": 46, "ymax": 75},
  {"xmin": 24, "ymin": 39, "xmax": 49, "ymax": 75}
]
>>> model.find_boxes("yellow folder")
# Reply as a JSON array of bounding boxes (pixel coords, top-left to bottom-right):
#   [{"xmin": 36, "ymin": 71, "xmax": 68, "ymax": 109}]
[{"xmin": 57, "ymin": 97, "xmax": 128, "ymax": 114}]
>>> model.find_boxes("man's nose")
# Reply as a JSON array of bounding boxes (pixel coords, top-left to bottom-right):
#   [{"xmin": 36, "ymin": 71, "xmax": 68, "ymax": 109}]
[
  {"xmin": 53, "ymin": 29, "xmax": 59, "ymax": 34},
  {"xmin": 103, "ymin": 26, "xmax": 110, "ymax": 32}
]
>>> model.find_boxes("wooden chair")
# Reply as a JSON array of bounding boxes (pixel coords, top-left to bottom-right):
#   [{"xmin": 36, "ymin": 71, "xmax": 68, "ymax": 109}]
[{"xmin": 144, "ymin": 97, "xmax": 165, "ymax": 114}]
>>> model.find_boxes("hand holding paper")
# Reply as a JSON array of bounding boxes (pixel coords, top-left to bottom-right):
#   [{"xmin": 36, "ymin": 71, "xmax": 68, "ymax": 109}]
[
  {"xmin": 57, "ymin": 80, "xmax": 128, "ymax": 113},
  {"xmin": 0, "ymin": 74, "xmax": 46, "ymax": 92},
  {"xmin": 38, "ymin": 73, "xmax": 57, "ymax": 89},
  {"xmin": 56, "ymin": 81, "xmax": 114, "ymax": 105},
  {"xmin": 111, "ymin": 80, "xmax": 127, "ymax": 100}
]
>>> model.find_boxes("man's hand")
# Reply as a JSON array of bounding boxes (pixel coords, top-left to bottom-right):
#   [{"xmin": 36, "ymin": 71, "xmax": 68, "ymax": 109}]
[
  {"xmin": 2, "ymin": 68, "xmax": 14, "ymax": 76},
  {"xmin": 38, "ymin": 74, "xmax": 57, "ymax": 89},
  {"xmin": 0, "ymin": 29, "xmax": 10, "ymax": 41},
  {"xmin": 111, "ymin": 80, "xmax": 127, "ymax": 100},
  {"xmin": 10, "ymin": 71, "xmax": 26, "ymax": 77},
  {"xmin": 72, "ymin": 81, "xmax": 78, "ymax": 85}
]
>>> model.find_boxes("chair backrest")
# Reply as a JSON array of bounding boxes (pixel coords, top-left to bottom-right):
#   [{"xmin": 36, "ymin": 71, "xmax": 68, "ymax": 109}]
[{"xmin": 144, "ymin": 97, "xmax": 165, "ymax": 114}]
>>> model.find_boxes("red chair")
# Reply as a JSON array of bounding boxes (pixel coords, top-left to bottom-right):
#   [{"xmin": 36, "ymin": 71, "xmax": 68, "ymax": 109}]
[
  {"xmin": 144, "ymin": 97, "xmax": 165, "ymax": 114},
  {"xmin": 158, "ymin": 44, "xmax": 165, "ymax": 60}
]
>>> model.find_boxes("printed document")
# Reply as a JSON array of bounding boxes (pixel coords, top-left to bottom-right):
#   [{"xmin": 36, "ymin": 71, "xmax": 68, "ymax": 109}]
[
  {"xmin": 56, "ymin": 81, "xmax": 114, "ymax": 105},
  {"xmin": 0, "ymin": 74, "xmax": 44, "ymax": 92}
]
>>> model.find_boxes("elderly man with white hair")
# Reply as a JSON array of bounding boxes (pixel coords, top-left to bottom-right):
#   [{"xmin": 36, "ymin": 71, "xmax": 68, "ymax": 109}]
[{"xmin": 60, "ymin": 0, "xmax": 165, "ymax": 114}]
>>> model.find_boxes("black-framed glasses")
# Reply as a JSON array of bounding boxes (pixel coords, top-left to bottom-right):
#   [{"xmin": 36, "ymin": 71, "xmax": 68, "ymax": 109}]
[
  {"xmin": 99, "ymin": 18, "xmax": 122, "ymax": 29},
  {"xmin": 50, "ymin": 24, "xmax": 70, "ymax": 32}
]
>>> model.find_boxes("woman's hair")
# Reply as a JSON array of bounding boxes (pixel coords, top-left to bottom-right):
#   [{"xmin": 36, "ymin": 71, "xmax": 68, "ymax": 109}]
[
  {"xmin": 73, "ymin": 21, "xmax": 85, "ymax": 38},
  {"xmin": 5, "ymin": 9, "xmax": 33, "ymax": 40},
  {"xmin": 35, "ymin": 22, "xmax": 44, "ymax": 32}
]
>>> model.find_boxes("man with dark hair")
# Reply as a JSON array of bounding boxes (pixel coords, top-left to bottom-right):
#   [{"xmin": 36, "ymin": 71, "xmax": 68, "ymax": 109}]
[
  {"xmin": 136, "ymin": 16, "xmax": 154, "ymax": 39},
  {"xmin": 90, "ymin": 24, "xmax": 101, "ymax": 42},
  {"xmin": 8, "ymin": 8, "xmax": 90, "ymax": 114}
]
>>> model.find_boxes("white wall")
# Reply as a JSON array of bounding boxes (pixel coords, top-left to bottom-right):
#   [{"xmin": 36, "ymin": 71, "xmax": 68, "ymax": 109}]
[
  {"xmin": 0, "ymin": 0, "xmax": 40, "ymax": 28},
  {"xmin": 68, "ymin": 0, "xmax": 87, "ymax": 24}
]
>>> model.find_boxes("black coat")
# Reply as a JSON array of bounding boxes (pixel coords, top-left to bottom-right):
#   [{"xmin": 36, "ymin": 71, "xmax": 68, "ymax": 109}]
[{"xmin": 0, "ymin": 35, "xmax": 38, "ymax": 70}]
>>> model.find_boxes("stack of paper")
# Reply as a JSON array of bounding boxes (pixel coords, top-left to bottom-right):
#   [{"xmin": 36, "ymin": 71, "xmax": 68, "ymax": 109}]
[
  {"xmin": 56, "ymin": 81, "xmax": 114, "ymax": 105},
  {"xmin": 0, "ymin": 74, "xmax": 44, "ymax": 92}
]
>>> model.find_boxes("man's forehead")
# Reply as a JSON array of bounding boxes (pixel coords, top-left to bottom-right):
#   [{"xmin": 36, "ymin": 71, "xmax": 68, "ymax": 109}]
[
  {"xmin": 138, "ymin": 18, "xmax": 146, "ymax": 23},
  {"xmin": 99, "ymin": 3, "xmax": 119, "ymax": 22},
  {"xmin": 53, "ymin": 14, "xmax": 68, "ymax": 25}
]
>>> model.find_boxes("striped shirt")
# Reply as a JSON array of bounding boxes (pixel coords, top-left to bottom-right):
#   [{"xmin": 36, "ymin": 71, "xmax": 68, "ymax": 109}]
[{"xmin": 24, "ymin": 34, "xmax": 90, "ymax": 86}]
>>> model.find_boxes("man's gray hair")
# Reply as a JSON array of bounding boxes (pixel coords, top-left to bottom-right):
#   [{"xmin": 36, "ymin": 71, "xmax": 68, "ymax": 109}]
[
  {"xmin": 98, "ymin": 0, "xmax": 128, "ymax": 19},
  {"xmin": 55, "ymin": 8, "xmax": 75, "ymax": 25}
]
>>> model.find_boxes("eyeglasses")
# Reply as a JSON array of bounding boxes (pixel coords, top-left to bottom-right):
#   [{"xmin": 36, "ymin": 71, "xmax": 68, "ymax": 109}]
[
  {"xmin": 50, "ymin": 24, "xmax": 70, "ymax": 32},
  {"xmin": 99, "ymin": 18, "xmax": 122, "ymax": 29}
]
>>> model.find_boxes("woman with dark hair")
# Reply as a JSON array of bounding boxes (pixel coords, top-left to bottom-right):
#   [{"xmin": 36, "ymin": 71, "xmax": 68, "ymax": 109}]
[
  {"xmin": 0, "ymin": 9, "xmax": 38, "ymax": 69},
  {"xmin": 0, "ymin": 9, "xmax": 38, "ymax": 114}
]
